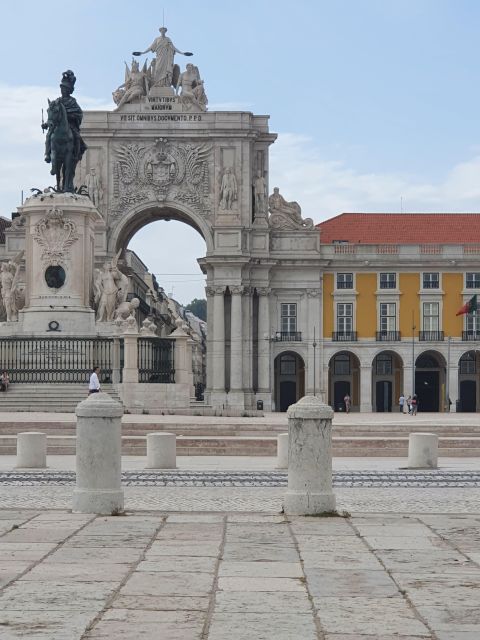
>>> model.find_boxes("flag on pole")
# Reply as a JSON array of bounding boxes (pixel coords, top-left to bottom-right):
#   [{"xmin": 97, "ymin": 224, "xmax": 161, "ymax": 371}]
[{"xmin": 456, "ymin": 294, "xmax": 478, "ymax": 316}]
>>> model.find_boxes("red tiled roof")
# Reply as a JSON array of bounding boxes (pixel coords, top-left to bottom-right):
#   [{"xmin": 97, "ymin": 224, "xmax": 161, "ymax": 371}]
[{"xmin": 318, "ymin": 213, "xmax": 480, "ymax": 244}]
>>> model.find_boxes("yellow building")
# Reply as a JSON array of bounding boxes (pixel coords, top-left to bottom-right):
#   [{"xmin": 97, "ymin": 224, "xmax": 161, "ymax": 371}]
[{"xmin": 318, "ymin": 213, "xmax": 480, "ymax": 413}]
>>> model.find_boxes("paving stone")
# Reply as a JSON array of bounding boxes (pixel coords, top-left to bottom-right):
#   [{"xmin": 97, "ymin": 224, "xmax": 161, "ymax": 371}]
[
  {"xmin": 218, "ymin": 576, "xmax": 305, "ymax": 592},
  {"xmin": 0, "ymin": 527, "xmax": 79, "ymax": 544},
  {"xmin": 85, "ymin": 621, "xmax": 203, "ymax": 640},
  {"xmin": 167, "ymin": 514, "xmax": 225, "ymax": 523},
  {"xmin": 207, "ymin": 612, "xmax": 317, "ymax": 640},
  {"xmin": 214, "ymin": 591, "xmax": 313, "ymax": 613},
  {"xmin": 324, "ymin": 635, "xmax": 432, "ymax": 639},
  {"xmin": 376, "ymin": 549, "xmax": 479, "ymax": 573},
  {"xmin": 301, "ymin": 551, "xmax": 384, "ymax": 570},
  {"xmin": 0, "ymin": 510, "xmax": 39, "ymax": 520},
  {"xmin": 314, "ymin": 596, "xmax": 430, "ymax": 635},
  {"xmin": 219, "ymin": 561, "xmax": 303, "ymax": 578},
  {"xmin": 0, "ymin": 580, "xmax": 117, "ymax": 611},
  {"xmin": 111, "ymin": 595, "xmax": 210, "ymax": 611},
  {"xmin": 146, "ymin": 541, "xmax": 220, "ymax": 557},
  {"xmin": 295, "ymin": 534, "xmax": 368, "ymax": 553},
  {"xmin": 305, "ymin": 568, "xmax": 398, "ymax": 597},
  {"xmin": 0, "ymin": 542, "xmax": 56, "ymax": 561},
  {"xmin": 19, "ymin": 562, "xmax": 130, "ymax": 582},
  {"xmin": 45, "ymin": 546, "xmax": 143, "ymax": 564},
  {"xmin": 222, "ymin": 543, "xmax": 299, "ymax": 562},
  {"xmin": 120, "ymin": 571, "xmax": 214, "ymax": 596},
  {"xmin": 363, "ymin": 536, "xmax": 449, "ymax": 550},
  {"xmin": 64, "ymin": 534, "xmax": 152, "ymax": 547},
  {"xmin": 396, "ymin": 574, "xmax": 480, "ymax": 607},
  {"xmin": 354, "ymin": 523, "xmax": 433, "ymax": 537},
  {"xmin": 137, "ymin": 556, "xmax": 216, "ymax": 573},
  {"xmin": 227, "ymin": 514, "xmax": 285, "ymax": 523},
  {"xmin": 289, "ymin": 518, "xmax": 355, "ymax": 536},
  {"xmin": 0, "ymin": 609, "xmax": 95, "ymax": 640}
]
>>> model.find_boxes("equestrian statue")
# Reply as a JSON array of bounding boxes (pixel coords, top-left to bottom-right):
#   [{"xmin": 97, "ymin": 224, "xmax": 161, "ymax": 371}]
[{"xmin": 42, "ymin": 70, "xmax": 87, "ymax": 193}]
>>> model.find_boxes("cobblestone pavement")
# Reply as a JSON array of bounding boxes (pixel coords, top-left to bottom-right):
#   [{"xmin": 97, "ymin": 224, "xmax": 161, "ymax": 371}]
[
  {"xmin": 1, "ymin": 508, "xmax": 480, "ymax": 639},
  {"xmin": 1, "ymin": 485, "xmax": 480, "ymax": 514},
  {"xmin": 2, "ymin": 469, "xmax": 480, "ymax": 487}
]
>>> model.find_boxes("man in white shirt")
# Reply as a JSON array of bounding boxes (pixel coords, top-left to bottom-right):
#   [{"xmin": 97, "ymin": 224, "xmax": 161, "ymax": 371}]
[{"xmin": 89, "ymin": 367, "xmax": 101, "ymax": 395}]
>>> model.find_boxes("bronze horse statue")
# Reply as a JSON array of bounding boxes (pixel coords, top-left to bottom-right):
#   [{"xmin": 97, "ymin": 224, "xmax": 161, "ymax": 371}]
[{"xmin": 45, "ymin": 98, "xmax": 75, "ymax": 193}]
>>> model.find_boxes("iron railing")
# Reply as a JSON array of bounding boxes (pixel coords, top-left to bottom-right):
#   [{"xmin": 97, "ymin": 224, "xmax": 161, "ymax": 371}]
[
  {"xmin": 274, "ymin": 331, "xmax": 302, "ymax": 342},
  {"xmin": 138, "ymin": 338, "xmax": 175, "ymax": 383},
  {"xmin": 0, "ymin": 337, "xmax": 113, "ymax": 383},
  {"xmin": 332, "ymin": 331, "xmax": 358, "ymax": 341},
  {"xmin": 462, "ymin": 331, "xmax": 480, "ymax": 341},
  {"xmin": 419, "ymin": 331, "xmax": 445, "ymax": 341},
  {"xmin": 376, "ymin": 331, "xmax": 401, "ymax": 341}
]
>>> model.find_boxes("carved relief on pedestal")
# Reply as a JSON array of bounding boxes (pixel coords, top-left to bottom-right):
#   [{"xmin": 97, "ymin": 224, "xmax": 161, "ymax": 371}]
[
  {"xmin": 0, "ymin": 251, "xmax": 24, "ymax": 322},
  {"xmin": 268, "ymin": 187, "xmax": 314, "ymax": 230},
  {"xmin": 111, "ymin": 138, "xmax": 211, "ymax": 217},
  {"xmin": 33, "ymin": 207, "xmax": 79, "ymax": 265}
]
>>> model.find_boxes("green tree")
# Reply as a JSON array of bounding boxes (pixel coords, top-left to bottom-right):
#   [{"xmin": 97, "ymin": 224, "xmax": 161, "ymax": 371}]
[{"xmin": 185, "ymin": 298, "xmax": 207, "ymax": 321}]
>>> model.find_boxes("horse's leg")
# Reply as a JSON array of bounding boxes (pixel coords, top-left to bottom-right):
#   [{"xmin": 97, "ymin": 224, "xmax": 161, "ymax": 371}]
[{"xmin": 63, "ymin": 147, "xmax": 75, "ymax": 193}]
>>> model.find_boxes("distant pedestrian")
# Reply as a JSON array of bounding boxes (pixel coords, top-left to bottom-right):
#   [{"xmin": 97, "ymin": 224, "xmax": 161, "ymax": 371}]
[
  {"xmin": 399, "ymin": 393, "xmax": 405, "ymax": 413},
  {"xmin": 0, "ymin": 371, "xmax": 9, "ymax": 392},
  {"xmin": 411, "ymin": 394, "xmax": 418, "ymax": 416},
  {"xmin": 344, "ymin": 393, "xmax": 351, "ymax": 414},
  {"xmin": 406, "ymin": 395, "xmax": 412, "ymax": 414},
  {"xmin": 88, "ymin": 366, "xmax": 101, "ymax": 395}
]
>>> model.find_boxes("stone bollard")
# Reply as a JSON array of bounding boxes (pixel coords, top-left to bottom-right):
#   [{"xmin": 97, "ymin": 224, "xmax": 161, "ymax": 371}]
[
  {"xmin": 146, "ymin": 433, "xmax": 176, "ymax": 469},
  {"xmin": 408, "ymin": 432, "xmax": 438, "ymax": 469},
  {"xmin": 16, "ymin": 432, "xmax": 47, "ymax": 469},
  {"xmin": 72, "ymin": 393, "xmax": 124, "ymax": 514},
  {"xmin": 276, "ymin": 433, "xmax": 289, "ymax": 469},
  {"xmin": 283, "ymin": 396, "xmax": 336, "ymax": 515}
]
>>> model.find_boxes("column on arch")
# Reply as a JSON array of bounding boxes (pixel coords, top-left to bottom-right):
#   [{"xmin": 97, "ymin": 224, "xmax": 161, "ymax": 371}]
[
  {"xmin": 205, "ymin": 286, "xmax": 215, "ymax": 392},
  {"xmin": 212, "ymin": 285, "xmax": 226, "ymax": 391},
  {"xmin": 448, "ymin": 365, "xmax": 459, "ymax": 412},
  {"xmin": 257, "ymin": 287, "xmax": 271, "ymax": 393},
  {"xmin": 230, "ymin": 286, "xmax": 244, "ymax": 391},
  {"xmin": 360, "ymin": 363, "xmax": 373, "ymax": 412}
]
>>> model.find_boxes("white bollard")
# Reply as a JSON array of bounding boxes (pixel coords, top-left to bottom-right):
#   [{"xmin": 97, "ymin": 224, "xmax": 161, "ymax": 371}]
[
  {"xmin": 408, "ymin": 432, "xmax": 438, "ymax": 469},
  {"xmin": 283, "ymin": 396, "xmax": 336, "ymax": 515},
  {"xmin": 72, "ymin": 393, "xmax": 124, "ymax": 514},
  {"xmin": 277, "ymin": 433, "xmax": 289, "ymax": 469},
  {"xmin": 16, "ymin": 432, "xmax": 47, "ymax": 469},
  {"xmin": 146, "ymin": 432, "xmax": 176, "ymax": 469}
]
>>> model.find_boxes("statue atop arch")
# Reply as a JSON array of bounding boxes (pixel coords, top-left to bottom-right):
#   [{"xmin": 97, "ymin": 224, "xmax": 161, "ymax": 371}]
[
  {"xmin": 132, "ymin": 26, "xmax": 193, "ymax": 89},
  {"xmin": 113, "ymin": 26, "xmax": 207, "ymax": 112}
]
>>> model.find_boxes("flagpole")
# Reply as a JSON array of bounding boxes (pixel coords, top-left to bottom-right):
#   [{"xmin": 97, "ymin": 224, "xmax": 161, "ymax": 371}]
[
  {"xmin": 446, "ymin": 335, "xmax": 451, "ymax": 412},
  {"xmin": 411, "ymin": 311, "xmax": 416, "ymax": 398}
]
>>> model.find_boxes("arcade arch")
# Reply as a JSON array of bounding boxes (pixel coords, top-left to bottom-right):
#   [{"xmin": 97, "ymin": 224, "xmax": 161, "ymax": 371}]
[
  {"xmin": 458, "ymin": 350, "xmax": 480, "ymax": 412},
  {"xmin": 372, "ymin": 351, "xmax": 404, "ymax": 412},
  {"xmin": 328, "ymin": 351, "xmax": 360, "ymax": 412},
  {"xmin": 415, "ymin": 350, "xmax": 446, "ymax": 412},
  {"xmin": 274, "ymin": 351, "xmax": 305, "ymax": 412}
]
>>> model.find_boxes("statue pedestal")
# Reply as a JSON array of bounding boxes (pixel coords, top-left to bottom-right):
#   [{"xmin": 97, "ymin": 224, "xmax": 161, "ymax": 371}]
[{"xmin": 19, "ymin": 194, "xmax": 102, "ymax": 336}]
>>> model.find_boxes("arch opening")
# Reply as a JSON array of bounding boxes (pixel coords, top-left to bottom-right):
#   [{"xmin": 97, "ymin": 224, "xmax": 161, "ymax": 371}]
[
  {"xmin": 328, "ymin": 351, "xmax": 360, "ymax": 412},
  {"xmin": 274, "ymin": 351, "xmax": 305, "ymax": 412},
  {"xmin": 458, "ymin": 350, "xmax": 480, "ymax": 412},
  {"xmin": 372, "ymin": 350, "xmax": 404, "ymax": 413},
  {"xmin": 415, "ymin": 350, "xmax": 446, "ymax": 412}
]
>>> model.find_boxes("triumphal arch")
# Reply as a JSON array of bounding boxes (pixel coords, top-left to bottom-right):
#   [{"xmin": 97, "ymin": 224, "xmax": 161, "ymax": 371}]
[{"xmin": 2, "ymin": 26, "xmax": 323, "ymax": 412}]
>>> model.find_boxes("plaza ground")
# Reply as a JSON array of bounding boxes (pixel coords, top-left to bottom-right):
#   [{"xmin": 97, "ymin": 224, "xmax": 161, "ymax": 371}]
[{"xmin": 1, "ymin": 420, "xmax": 480, "ymax": 638}]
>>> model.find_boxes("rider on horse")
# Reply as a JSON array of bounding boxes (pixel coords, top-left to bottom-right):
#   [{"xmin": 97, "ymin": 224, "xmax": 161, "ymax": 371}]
[{"xmin": 43, "ymin": 70, "xmax": 87, "ymax": 183}]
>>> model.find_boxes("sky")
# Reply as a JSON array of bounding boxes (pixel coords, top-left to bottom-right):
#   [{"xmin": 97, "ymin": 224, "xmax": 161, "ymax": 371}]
[{"xmin": 2, "ymin": 0, "xmax": 480, "ymax": 303}]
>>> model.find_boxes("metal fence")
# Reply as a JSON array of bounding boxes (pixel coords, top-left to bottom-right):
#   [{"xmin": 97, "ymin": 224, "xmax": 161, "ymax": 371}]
[
  {"xmin": 138, "ymin": 338, "xmax": 175, "ymax": 383},
  {"xmin": 0, "ymin": 337, "xmax": 114, "ymax": 383}
]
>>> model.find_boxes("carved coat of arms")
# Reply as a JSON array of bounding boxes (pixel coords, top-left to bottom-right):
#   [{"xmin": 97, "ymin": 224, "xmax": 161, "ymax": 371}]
[
  {"xmin": 33, "ymin": 207, "xmax": 79, "ymax": 265},
  {"xmin": 112, "ymin": 138, "xmax": 211, "ymax": 216}
]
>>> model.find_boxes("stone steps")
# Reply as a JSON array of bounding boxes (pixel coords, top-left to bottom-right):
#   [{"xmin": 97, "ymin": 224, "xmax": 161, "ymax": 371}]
[
  {"xmin": 1, "ymin": 434, "xmax": 479, "ymax": 457},
  {"xmin": 0, "ymin": 385, "xmax": 122, "ymax": 413}
]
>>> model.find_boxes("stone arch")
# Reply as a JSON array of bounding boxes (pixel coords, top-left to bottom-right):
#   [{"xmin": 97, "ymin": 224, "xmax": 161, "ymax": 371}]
[
  {"xmin": 273, "ymin": 350, "xmax": 305, "ymax": 412},
  {"xmin": 415, "ymin": 349, "xmax": 446, "ymax": 412},
  {"xmin": 458, "ymin": 349, "xmax": 480, "ymax": 412},
  {"xmin": 327, "ymin": 350, "xmax": 361, "ymax": 412},
  {"xmin": 371, "ymin": 350, "xmax": 404, "ymax": 413},
  {"xmin": 108, "ymin": 200, "xmax": 214, "ymax": 256}
]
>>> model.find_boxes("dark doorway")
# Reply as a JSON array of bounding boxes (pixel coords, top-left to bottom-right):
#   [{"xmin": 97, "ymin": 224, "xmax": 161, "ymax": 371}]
[
  {"xmin": 460, "ymin": 380, "xmax": 476, "ymax": 412},
  {"xmin": 334, "ymin": 380, "xmax": 351, "ymax": 412},
  {"xmin": 279, "ymin": 381, "xmax": 296, "ymax": 412},
  {"xmin": 376, "ymin": 380, "xmax": 392, "ymax": 412},
  {"xmin": 415, "ymin": 371, "xmax": 439, "ymax": 412}
]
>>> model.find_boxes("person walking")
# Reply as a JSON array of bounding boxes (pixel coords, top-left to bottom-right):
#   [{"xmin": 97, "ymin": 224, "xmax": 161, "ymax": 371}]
[
  {"xmin": 406, "ymin": 395, "xmax": 412, "ymax": 414},
  {"xmin": 343, "ymin": 393, "xmax": 351, "ymax": 414},
  {"xmin": 399, "ymin": 393, "xmax": 405, "ymax": 413},
  {"xmin": 411, "ymin": 394, "xmax": 418, "ymax": 416},
  {"xmin": 88, "ymin": 367, "xmax": 101, "ymax": 395}
]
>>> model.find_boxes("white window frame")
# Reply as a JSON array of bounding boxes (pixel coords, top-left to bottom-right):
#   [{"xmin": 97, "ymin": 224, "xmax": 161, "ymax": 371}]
[
  {"xmin": 379, "ymin": 302, "xmax": 396, "ymax": 332},
  {"xmin": 422, "ymin": 272, "xmax": 440, "ymax": 289},
  {"xmin": 280, "ymin": 303, "xmax": 297, "ymax": 333},
  {"xmin": 337, "ymin": 303, "xmax": 353, "ymax": 334},
  {"xmin": 336, "ymin": 272, "xmax": 354, "ymax": 290},
  {"xmin": 379, "ymin": 272, "xmax": 397, "ymax": 290},
  {"xmin": 466, "ymin": 272, "xmax": 480, "ymax": 289},
  {"xmin": 422, "ymin": 302, "xmax": 439, "ymax": 332}
]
